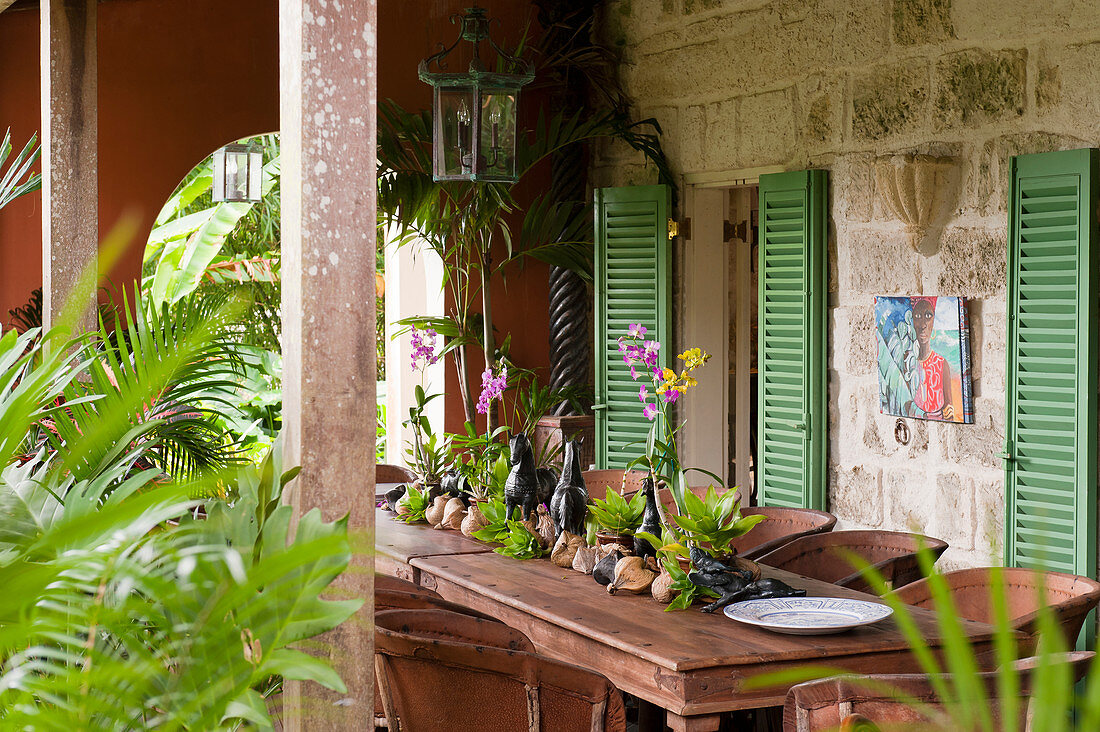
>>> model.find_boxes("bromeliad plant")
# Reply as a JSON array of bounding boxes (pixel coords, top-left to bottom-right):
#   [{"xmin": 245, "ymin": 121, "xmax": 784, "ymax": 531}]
[
  {"xmin": 588, "ymin": 488, "xmax": 647, "ymax": 537},
  {"xmin": 669, "ymin": 486, "xmax": 765, "ymax": 557},
  {"xmin": 494, "ymin": 521, "xmax": 548, "ymax": 560},
  {"xmin": 620, "ymin": 323, "xmax": 721, "ymax": 515}
]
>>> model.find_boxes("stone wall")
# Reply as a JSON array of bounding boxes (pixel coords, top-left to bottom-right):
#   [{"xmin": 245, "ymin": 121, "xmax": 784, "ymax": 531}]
[{"xmin": 592, "ymin": 0, "xmax": 1100, "ymax": 568}]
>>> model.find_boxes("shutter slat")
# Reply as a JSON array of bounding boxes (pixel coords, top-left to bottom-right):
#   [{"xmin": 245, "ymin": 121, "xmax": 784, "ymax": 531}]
[
  {"xmin": 595, "ymin": 185, "xmax": 671, "ymax": 469},
  {"xmin": 758, "ymin": 169, "xmax": 828, "ymax": 510},
  {"xmin": 1006, "ymin": 149, "xmax": 1098, "ymax": 588}
]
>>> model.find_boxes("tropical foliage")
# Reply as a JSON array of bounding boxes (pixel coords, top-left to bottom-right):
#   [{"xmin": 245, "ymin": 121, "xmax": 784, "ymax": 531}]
[
  {"xmin": 750, "ymin": 547, "xmax": 1100, "ymax": 731},
  {"xmin": 0, "ymin": 307, "xmax": 357, "ymax": 728},
  {"xmin": 0, "ymin": 128, "xmax": 40, "ymax": 212}
]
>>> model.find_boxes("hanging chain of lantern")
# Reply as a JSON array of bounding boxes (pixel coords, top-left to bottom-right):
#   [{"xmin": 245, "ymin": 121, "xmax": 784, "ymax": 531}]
[
  {"xmin": 418, "ymin": 6, "xmax": 535, "ymax": 183},
  {"xmin": 212, "ymin": 141, "xmax": 263, "ymax": 202}
]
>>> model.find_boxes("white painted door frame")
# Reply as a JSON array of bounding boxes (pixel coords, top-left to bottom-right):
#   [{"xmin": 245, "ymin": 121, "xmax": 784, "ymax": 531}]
[
  {"xmin": 384, "ymin": 236, "xmax": 445, "ymax": 464},
  {"xmin": 678, "ymin": 186, "xmax": 730, "ymax": 489}
]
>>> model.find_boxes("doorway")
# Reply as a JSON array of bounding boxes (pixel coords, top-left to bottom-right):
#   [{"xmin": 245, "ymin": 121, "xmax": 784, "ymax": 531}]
[{"xmin": 679, "ymin": 181, "xmax": 759, "ymax": 503}]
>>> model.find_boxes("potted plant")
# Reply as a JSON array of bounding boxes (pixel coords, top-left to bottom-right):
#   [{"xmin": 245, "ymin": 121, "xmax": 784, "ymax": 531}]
[
  {"xmin": 669, "ymin": 485, "xmax": 765, "ymax": 565},
  {"xmin": 587, "ymin": 489, "xmax": 646, "ymax": 550}
]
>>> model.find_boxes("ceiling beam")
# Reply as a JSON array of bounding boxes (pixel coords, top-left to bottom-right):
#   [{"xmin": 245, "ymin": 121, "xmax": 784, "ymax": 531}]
[{"xmin": 0, "ymin": 1, "xmax": 19, "ymax": 13}]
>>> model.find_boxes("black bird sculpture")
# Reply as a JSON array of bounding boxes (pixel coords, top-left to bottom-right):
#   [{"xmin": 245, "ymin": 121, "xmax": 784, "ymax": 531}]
[
  {"xmin": 634, "ymin": 476, "xmax": 661, "ymax": 559},
  {"xmin": 687, "ymin": 547, "xmax": 806, "ymax": 613},
  {"xmin": 550, "ymin": 438, "xmax": 588, "ymax": 539},
  {"xmin": 505, "ymin": 433, "xmax": 541, "ymax": 522}
]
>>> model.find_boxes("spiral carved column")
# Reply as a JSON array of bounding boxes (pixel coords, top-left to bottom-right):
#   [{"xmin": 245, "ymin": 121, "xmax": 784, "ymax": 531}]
[{"xmin": 547, "ymin": 127, "xmax": 589, "ymax": 415}]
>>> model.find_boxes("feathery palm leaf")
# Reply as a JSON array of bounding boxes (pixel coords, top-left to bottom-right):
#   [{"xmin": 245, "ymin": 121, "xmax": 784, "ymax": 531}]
[{"xmin": 0, "ymin": 128, "xmax": 41, "ymax": 212}]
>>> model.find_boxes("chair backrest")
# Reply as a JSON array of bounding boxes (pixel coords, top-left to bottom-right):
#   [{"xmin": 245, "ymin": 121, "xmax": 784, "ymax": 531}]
[
  {"xmin": 783, "ymin": 651, "xmax": 1096, "ymax": 731},
  {"xmin": 375, "ymin": 608, "xmax": 627, "ymax": 732},
  {"xmin": 375, "ymin": 573, "xmax": 441, "ymax": 597},
  {"xmin": 375, "ymin": 588, "xmax": 498, "ymax": 622},
  {"xmin": 756, "ymin": 530, "xmax": 948, "ymax": 592},
  {"xmin": 371, "ymin": 592, "xmax": 508, "ymax": 721},
  {"xmin": 582, "ymin": 469, "xmax": 648, "ymax": 502},
  {"xmin": 729, "ymin": 506, "xmax": 837, "ymax": 560},
  {"xmin": 377, "ymin": 463, "xmax": 417, "ymax": 484},
  {"xmin": 890, "ymin": 567, "xmax": 1100, "ymax": 652}
]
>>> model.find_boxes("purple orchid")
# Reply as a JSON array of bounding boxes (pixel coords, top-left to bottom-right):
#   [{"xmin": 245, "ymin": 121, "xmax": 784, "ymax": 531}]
[
  {"xmin": 410, "ymin": 327, "xmax": 440, "ymax": 371},
  {"xmin": 476, "ymin": 365, "xmax": 508, "ymax": 415}
]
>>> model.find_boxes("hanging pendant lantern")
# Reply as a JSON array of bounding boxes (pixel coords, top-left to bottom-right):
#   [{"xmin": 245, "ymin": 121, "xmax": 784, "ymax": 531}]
[
  {"xmin": 419, "ymin": 6, "xmax": 534, "ymax": 183},
  {"xmin": 212, "ymin": 142, "xmax": 263, "ymax": 202}
]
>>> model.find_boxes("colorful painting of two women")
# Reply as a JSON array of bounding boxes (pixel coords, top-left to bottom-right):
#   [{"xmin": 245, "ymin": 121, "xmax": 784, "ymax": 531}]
[{"xmin": 876, "ymin": 295, "xmax": 974, "ymax": 424}]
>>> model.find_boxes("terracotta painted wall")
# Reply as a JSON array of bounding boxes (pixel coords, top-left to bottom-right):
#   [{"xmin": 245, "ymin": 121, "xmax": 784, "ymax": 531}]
[
  {"xmin": 380, "ymin": 0, "xmax": 551, "ymax": 433},
  {"xmin": 0, "ymin": 0, "xmax": 553, "ymax": 431},
  {"xmin": 0, "ymin": 0, "xmax": 279, "ymax": 319}
]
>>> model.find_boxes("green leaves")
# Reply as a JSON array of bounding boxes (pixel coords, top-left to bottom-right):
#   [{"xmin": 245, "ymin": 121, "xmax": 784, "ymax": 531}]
[
  {"xmin": 394, "ymin": 483, "xmax": 432, "ymax": 524},
  {"xmin": 588, "ymin": 489, "xmax": 646, "ymax": 536},
  {"xmin": 660, "ymin": 556, "xmax": 717, "ymax": 612},
  {"xmin": 492, "ymin": 521, "xmax": 548, "ymax": 560},
  {"xmin": 0, "ymin": 128, "xmax": 41, "ymax": 212},
  {"xmin": 671, "ymin": 486, "xmax": 765, "ymax": 556},
  {"xmin": 471, "ymin": 497, "xmax": 511, "ymax": 543}
]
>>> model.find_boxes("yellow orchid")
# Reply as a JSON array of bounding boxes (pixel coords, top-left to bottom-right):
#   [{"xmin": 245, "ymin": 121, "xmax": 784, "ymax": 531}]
[{"xmin": 677, "ymin": 347, "xmax": 711, "ymax": 371}]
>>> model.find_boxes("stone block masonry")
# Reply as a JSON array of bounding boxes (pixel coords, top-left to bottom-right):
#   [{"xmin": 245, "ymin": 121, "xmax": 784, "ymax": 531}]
[{"xmin": 592, "ymin": 0, "xmax": 1100, "ymax": 570}]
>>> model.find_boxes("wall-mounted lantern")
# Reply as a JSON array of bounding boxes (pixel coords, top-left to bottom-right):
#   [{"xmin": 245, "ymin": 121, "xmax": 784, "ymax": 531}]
[
  {"xmin": 418, "ymin": 6, "xmax": 534, "ymax": 183},
  {"xmin": 212, "ymin": 142, "xmax": 263, "ymax": 202}
]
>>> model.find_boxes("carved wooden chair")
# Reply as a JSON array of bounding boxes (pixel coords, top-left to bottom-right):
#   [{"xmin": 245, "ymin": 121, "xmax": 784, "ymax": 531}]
[
  {"xmin": 373, "ymin": 586, "xmax": 500, "ymax": 728},
  {"xmin": 581, "ymin": 469, "xmax": 648, "ymax": 502},
  {"xmin": 890, "ymin": 567, "xmax": 1100, "ymax": 655},
  {"xmin": 376, "ymin": 463, "xmax": 417, "ymax": 484},
  {"xmin": 375, "ymin": 608, "xmax": 627, "ymax": 731},
  {"xmin": 729, "ymin": 506, "xmax": 837, "ymax": 560},
  {"xmin": 783, "ymin": 651, "xmax": 1095, "ymax": 731},
  {"xmin": 756, "ymin": 530, "xmax": 948, "ymax": 592}
]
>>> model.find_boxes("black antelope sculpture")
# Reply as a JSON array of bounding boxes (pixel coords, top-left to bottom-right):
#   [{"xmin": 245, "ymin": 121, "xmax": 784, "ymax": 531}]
[
  {"xmin": 550, "ymin": 438, "xmax": 588, "ymax": 539},
  {"xmin": 505, "ymin": 433, "xmax": 541, "ymax": 522}
]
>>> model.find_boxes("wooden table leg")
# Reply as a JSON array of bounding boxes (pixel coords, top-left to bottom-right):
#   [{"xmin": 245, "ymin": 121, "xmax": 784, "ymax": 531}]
[{"xmin": 666, "ymin": 711, "xmax": 722, "ymax": 732}]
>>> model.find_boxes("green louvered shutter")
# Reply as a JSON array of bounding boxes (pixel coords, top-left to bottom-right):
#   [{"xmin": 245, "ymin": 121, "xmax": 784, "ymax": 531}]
[
  {"xmin": 593, "ymin": 184, "xmax": 672, "ymax": 469},
  {"xmin": 757, "ymin": 169, "xmax": 828, "ymax": 510},
  {"xmin": 1005, "ymin": 148, "xmax": 1098, "ymax": 580}
]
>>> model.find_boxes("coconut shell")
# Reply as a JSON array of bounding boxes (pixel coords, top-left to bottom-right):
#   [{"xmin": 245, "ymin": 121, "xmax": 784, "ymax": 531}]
[
  {"xmin": 439, "ymin": 497, "xmax": 466, "ymax": 530},
  {"xmin": 535, "ymin": 507, "xmax": 556, "ymax": 548},
  {"xmin": 651, "ymin": 565, "xmax": 677, "ymax": 603},
  {"xmin": 608, "ymin": 555, "xmax": 657, "ymax": 595},
  {"xmin": 551, "ymin": 532, "xmax": 585, "ymax": 568},
  {"xmin": 461, "ymin": 501, "xmax": 489, "ymax": 537},
  {"xmin": 572, "ymin": 545, "xmax": 599, "ymax": 574},
  {"xmin": 593, "ymin": 549, "xmax": 623, "ymax": 586},
  {"xmin": 425, "ymin": 495, "xmax": 448, "ymax": 527}
]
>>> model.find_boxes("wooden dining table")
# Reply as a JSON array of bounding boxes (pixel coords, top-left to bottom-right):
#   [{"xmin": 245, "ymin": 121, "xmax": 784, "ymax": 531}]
[{"xmin": 374, "ymin": 509, "xmax": 1002, "ymax": 732}]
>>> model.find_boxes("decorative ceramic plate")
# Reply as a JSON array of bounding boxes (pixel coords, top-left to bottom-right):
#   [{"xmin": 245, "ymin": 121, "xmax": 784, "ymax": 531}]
[{"xmin": 723, "ymin": 597, "xmax": 893, "ymax": 635}]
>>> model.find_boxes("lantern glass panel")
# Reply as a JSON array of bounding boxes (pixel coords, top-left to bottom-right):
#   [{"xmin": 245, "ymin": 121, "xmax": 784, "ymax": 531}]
[
  {"xmin": 225, "ymin": 149, "xmax": 250, "ymax": 201},
  {"xmin": 479, "ymin": 90, "xmax": 517, "ymax": 181},
  {"xmin": 248, "ymin": 148, "xmax": 263, "ymax": 200},
  {"xmin": 212, "ymin": 148, "xmax": 226, "ymax": 202},
  {"xmin": 437, "ymin": 87, "xmax": 477, "ymax": 179}
]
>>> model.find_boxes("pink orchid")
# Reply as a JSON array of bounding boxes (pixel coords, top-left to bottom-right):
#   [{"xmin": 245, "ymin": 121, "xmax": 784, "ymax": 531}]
[
  {"xmin": 638, "ymin": 385, "xmax": 648, "ymax": 403},
  {"xmin": 663, "ymin": 388, "xmax": 680, "ymax": 403},
  {"xmin": 627, "ymin": 323, "xmax": 648, "ymax": 338},
  {"xmin": 643, "ymin": 402, "xmax": 659, "ymax": 421}
]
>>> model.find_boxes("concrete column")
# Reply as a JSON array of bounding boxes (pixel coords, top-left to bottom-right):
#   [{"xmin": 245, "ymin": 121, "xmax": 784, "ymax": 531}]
[
  {"xmin": 40, "ymin": 0, "xmax": 97, "ymax": 333},
  {"xmin": 280, "ymin": 0, "xmax": 377, "ymax": 727}
]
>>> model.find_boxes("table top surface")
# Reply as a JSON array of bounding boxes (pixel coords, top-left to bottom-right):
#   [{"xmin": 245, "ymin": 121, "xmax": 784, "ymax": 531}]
[
  {"xmin": 409, "ymin": 546, "xmax": 1000, "ymax": 674},
  {"xmin": 375, "ymin": 506, "xmax": 493, "ymax": 564}
]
